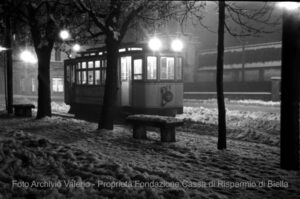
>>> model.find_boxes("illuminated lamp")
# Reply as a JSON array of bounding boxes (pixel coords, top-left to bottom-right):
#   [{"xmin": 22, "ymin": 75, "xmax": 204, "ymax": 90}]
[
  {"xmin": 59, "ymin": 29, "xmax": 70, "ymax": 40},
  {"xmin": 20, "ymin": 50, "xmax": 37, "ymax": 64},
  {"xmin": 171, "ymin": 39, "xmax": 183, "ymax": 52},
  {"xmin": 148, "ymin": 37, "xmax": 162, "ymax": 51},
  {"xmin": 72, "ymin": 44, "xmax": 81, "ymax": 52}
]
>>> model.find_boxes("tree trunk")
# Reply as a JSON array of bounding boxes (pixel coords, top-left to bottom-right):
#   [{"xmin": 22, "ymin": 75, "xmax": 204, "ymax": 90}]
[
  {"xmin": 98, "ymin": 37, "xmax": 119, "ymax": 130},
  {"xmin": 280, "ymin": 10, "xmax": 300, "ymax": 170},
  {"xmin": 35, "ymin": 47, "xmax": 52, "ymax": 119},
  {"xmin": 217, "ymin": 1, "xmax": 226, "ymax": 150},
  {"xmin": 4, "ymin": 14, "xmax": 13, "ymax": 115}
]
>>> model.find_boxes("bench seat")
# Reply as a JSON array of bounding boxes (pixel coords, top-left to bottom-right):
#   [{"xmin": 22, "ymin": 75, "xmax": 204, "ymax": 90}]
[
  {"xmin": 127, "ymin": 114, "xmax": 183, "ymax": 142},
  {"xmin": 12, "ymin": 104, "xmax": 35, "ymax": 117}
]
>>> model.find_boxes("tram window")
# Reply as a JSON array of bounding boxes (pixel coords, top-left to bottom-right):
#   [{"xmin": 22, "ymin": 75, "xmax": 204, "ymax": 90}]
[
  {"xmin": 147, "ymin": 56, "xmax": 157, "ymax": 80},
  {"xmin": 82, "ymin": 62, "xmax": 86, "ymax": 69},
  {"xmin": 66, "ymin": 66, "xmax": 70, "ymax": 82},
  {"xmin": 101, "ymin": 70, "xmax": 106, "ymax": 84},
  {"xmin": 82, "ymin": 71, "xmax": 87, "ymax": 84},
  {"xmin": 102, "ymin": 60, "xmax": 107, "ymax": 68},
  {"xmin": 95, "ymin": 70, "xmax": 100, "ymax": 85},
  {"xmin": 88, "ymin": 71, "xmax": 94, "ymax": 85},
  {"xmin": 95, "ymin": 60, "xmax": 100, "ymax": 68},
  {"xmin": 133, "ymin": 59, "xmax": 143, "ymax": 80},
  {"xmin": 76, "ymin": 71, "xmax": 81, "ymax": 84},
  {"xmin": 88, "ymin": 61, "xmax": 94, "ymax": 69},
  {"xmin": 77, "ymin": 63, "xmax": 81, "ymax": 69},
  {"xmin": 176, "ymin": 57, "xmax": 182, "ymax": 80},
  {"xmin": 121, "ymin": 56, "xmax": 131, "ymax": 81},
  {"xmin": 160, "ymin": 57, "xmax": 174, "ymax": 80}
]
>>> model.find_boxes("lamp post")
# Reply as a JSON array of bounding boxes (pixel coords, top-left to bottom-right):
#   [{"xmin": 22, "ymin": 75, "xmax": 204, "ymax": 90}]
[{"xmin": 277, "ymin": 2, "xmax": 300, "ymax": 170}]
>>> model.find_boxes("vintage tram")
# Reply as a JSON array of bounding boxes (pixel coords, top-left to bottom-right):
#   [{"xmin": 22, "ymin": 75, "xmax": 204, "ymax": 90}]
[{"xmin": 64, "ymin": 40, "xmax": 184, "ymax": 121}]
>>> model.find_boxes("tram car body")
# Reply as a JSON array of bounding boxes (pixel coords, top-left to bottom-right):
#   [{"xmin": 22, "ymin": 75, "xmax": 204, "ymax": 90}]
[{"xmin": 64, "ymin": 43, "xmax": 184, "ymax": 121}]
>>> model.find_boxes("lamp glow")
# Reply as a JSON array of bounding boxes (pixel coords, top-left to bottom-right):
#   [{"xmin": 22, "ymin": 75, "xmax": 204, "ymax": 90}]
[
  {"xmin": 0, "ymin": 46, "xmax": 7, "ymax": 52},
  {"xmin": 148, "ymin": 37, "xmax": 162, "ymax": 51},
  {"xmin": 277, "ymin": 2, "xmax": 300, "ymax": 10},
  {"xmin": 59, "ymin": 30, "xmax": 70, "ymax": 40},
  {"xmin": 72, "ymin": 44, "xmax": 81, "ymax": 52},
  {"xmin": 20, "ymin": 50, "xmax": 37, "ymax": 64},
  {"xmin": 171, "ymin": 39, "xmax": 183, "ymax": 52}
]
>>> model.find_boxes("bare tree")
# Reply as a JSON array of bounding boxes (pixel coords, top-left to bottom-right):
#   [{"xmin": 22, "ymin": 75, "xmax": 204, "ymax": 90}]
[
  {"xmin": 74, "ymin": 0, "xmax": 183, "ymax": 130},
  {"xmin": 186, "ymin": 1, "xmax": 279, "ymax": 149},
  {"xmin": 11, "ymin": 0, "xmax": 79, "ymax": 119},
  {"xmin": 280, "ymin": 7, "xmax": 300, "ymax": 170},
  {"xmin": 217, "ymin": 1, "xmax": 226, "ymax": 150},
  {"xmin": 0, "ymin": 0, "xmax": 15, "ymax": 115}
]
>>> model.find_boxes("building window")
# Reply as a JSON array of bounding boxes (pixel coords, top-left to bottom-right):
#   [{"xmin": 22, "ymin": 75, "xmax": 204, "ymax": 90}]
[
  {"xmin": 55, "ymin": 49, "xmax": 61, "ymax": 61},
  {"xmin": 133, "ymin": 59, "xmax": 143, "ymax": 80},
  {"xmin": 31, "ymin": 78, "xmax": 36, "ymax": 92},
  {"xmin": 52, "ymin": 78, "xmax": 64, "ymax": 92},
  {"xmin": 160, "ymin": 57, "xmax": 174, "ymax": 80},
  {"xmin": 147, "ymin": 56, "xmax": 157, "ymax": 80},
  {"xmin": 20, "ymin": 78, "xmax": 25, "ymax": 92}
]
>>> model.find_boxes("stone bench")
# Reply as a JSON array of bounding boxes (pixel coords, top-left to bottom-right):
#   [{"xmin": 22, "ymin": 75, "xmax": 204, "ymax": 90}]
[
  {"xmin": 12, "ymin": 104, "xmax": 35, "ymax": 117},
  {"xmin": 126, "ymin": 114, "xmax": 184, "ymax": 142}
]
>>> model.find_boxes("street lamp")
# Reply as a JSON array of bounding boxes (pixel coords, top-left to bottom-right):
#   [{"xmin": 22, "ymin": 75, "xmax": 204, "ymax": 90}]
[
  {"xmin": 0, "ymin": 46, "xmax": 8, "ymax": 52},
  {"xmin": 59, "ymin": 29, "xmax": 70, "ymax": 40},
  {"xmin": 20, "ymin": 50, "xmax": 37, "ymax": 64}
]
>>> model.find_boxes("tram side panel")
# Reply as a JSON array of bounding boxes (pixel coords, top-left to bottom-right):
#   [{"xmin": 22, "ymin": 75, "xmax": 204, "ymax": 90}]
[{"xmin": 131, "ymin": 82, "xmax": 183, "ymax": 116}]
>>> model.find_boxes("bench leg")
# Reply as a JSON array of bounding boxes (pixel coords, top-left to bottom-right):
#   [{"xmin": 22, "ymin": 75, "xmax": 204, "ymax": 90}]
[
  {"xmin": 160, "ymin": 126, "xmax": 176, "ymax": 142},
  {"xmin": 133, "ymin": 125, "xmax": 147, "ymax": 139}
]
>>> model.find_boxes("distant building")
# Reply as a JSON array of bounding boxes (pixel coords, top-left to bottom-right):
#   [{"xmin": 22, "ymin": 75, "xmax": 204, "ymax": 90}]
[{"xmin": 184, "ymin": 41, "xmax": 282, "ymax": 100}]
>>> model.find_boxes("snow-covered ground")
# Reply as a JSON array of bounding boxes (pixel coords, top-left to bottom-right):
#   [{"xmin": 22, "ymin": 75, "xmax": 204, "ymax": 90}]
[{"xmin": 0, "ymin": 100, "xmax": 299, "ymax": 198}]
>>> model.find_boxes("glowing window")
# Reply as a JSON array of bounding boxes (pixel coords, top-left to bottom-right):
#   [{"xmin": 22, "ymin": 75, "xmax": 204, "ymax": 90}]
[
  {"xmin": 176, "ymin": 57, "xmax": 182, "ymax": 80},
  {"xmin": 133, "ymin": 59, "xmax": 143, "ymax": 80},
  {"xmin": 147, "ymin": 56, "xmax": 157, "ymax": 80},
  {"xmin": 160, "ymin": 57, "xmax": 174, "ymax": 80},
  {"xmin": 95, "ymin": 60, "xmax": 100, "ymax": 68},
  {"xmin": 95, "ymin": 70, "xmax": 100, "ymax": 85},
  {"xmin": 52, "ymin": 78, "xmax": 64, "ymax": 92},
  {"xmin": 82, "ymin": 62, "xmax": 86, "ymax": 69},
  {"xmin": 121, "ymin": 56, "xmax": 131, "ymax": 81},
  {"xmin": 82, "ymin": 71, "xmax": 87, "ymax": 84},
  {"xmin": 77, "ymin": 71, "xmax": 81, "ymax": 84},
  {"xmin": 88, "ymin": 61, "xmax": 93, "ymax": 68},
  {"xmin": 88, "ymin": 71, "xmax": 94, "ymax": 85},
  {"xmin": 31, "ymin": 78, "xmax": 36, "ymax": 92}
]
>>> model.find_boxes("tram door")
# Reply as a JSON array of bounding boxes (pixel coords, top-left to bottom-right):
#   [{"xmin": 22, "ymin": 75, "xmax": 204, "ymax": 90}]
[{"xmin": 120, "ymin": 56, "xmax": 132, "ymax": 106}]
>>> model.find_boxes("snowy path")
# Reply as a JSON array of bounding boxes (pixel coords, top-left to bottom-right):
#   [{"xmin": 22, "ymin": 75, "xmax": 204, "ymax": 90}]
[
  {"xmin": 184, "ymin": 99, "xmax": 280, "ymax": 113},
  {"xmin": 0, "ymin": 115, "xmax": 299, "ymax": 199}
]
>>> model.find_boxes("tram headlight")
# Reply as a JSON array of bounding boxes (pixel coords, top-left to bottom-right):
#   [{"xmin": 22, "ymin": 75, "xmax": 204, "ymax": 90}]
[
  {"xmin": 148, "ymin": 37, "xmax": 162, "ymax": 51},
  {"xmin": 171, "ymin": 39, "xmax": 183, "ymax": 52},
  {"xmin": 20, "ymin": 50, "xmax": 37, "ymax": 64}
]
